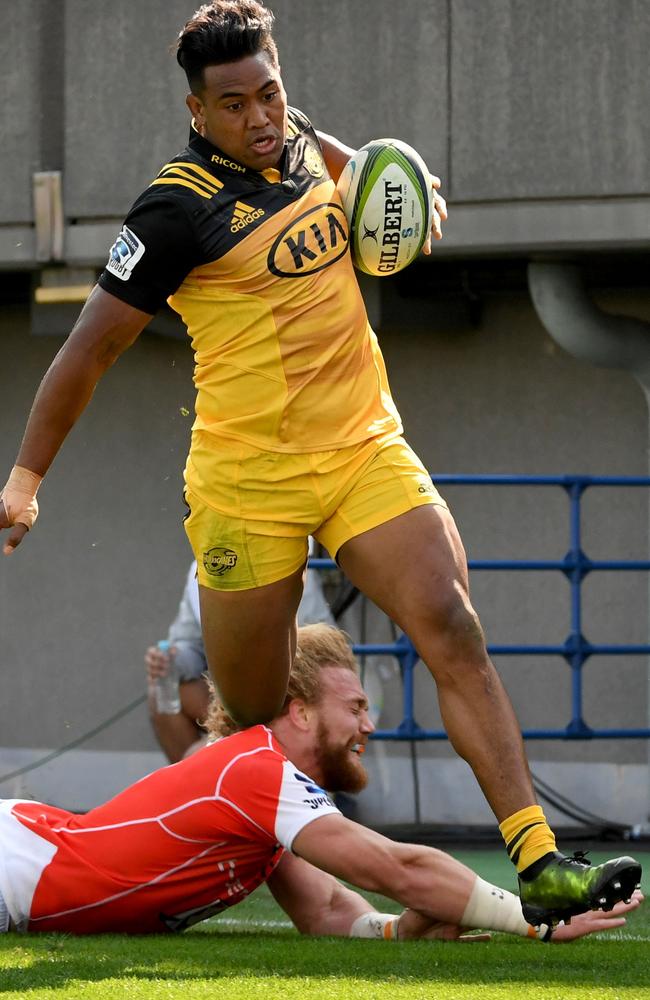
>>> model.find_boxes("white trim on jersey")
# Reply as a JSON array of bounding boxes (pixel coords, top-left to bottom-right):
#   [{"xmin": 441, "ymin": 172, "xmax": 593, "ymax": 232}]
[
  {"xmin": 213, "ymin": 727, "xmax": 276, "ymax": 798},
  {"xmin": 54, "ymin": 797, "xmax": 220, "ymax": 842}
]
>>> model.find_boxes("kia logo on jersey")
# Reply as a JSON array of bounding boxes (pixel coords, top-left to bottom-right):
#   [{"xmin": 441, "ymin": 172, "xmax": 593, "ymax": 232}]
[{"xmin": 267, "ymin": 203, "xmax": 348, "ymax": 278}]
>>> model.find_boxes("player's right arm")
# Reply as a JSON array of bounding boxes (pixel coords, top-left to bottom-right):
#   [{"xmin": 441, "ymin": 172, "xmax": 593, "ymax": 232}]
[
  {"xmin": 293, "ymin": 813, "xmax": 475, "ymax": 927},
  {"xmin": 1, "ymin": 183, "xmax": 202, "ymax": 555},
  {"xmin": 0, "ymin": 287, "xmax": 153, "ymax": 553},
  {"xmin": 292, "ymin": 816, "xmax": 644, "ymax": 941}
]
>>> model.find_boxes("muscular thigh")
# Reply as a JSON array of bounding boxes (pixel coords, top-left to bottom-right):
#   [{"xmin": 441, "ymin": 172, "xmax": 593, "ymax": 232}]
[
  {"xmin": 198, "ymin": 566, "xmax": 304, "ymax": 723},
  {"xmin": 337, "ymin": 502, "xmax": 471, "ymax": 629},
  {"xmin": 316, "ymin": 435, "xmax": 449, "ymax": 565},
  {"xmin": 179, "ymin": 678, "xmax": 211, "ymax": 727}
]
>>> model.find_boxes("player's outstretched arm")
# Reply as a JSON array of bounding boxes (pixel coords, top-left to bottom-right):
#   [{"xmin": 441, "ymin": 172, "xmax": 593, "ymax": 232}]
[
  {"xmin": 275, "ymin": 825, "xmax": 643, "ymax": 942},
  {"xmin": 293, "ymin": 813, "xmax": 476, "ymax": 927},
  {"xmin": 398, "ymin": 890, "xmax": 644, "ymax": 943},
  {"xmin": 0, "ymin": 286, "xmax": 152, "ymax": 554},
  {"xmin": 269, "ymin": 852, "xmax": 488, "ymax": 942},
  {"xmin": 267, "ymin": 850, "xmax": 376, "ymax": 936},
  {"xmin": 293, "ymin": 817, "xmax": 645, "ymax": 943}
]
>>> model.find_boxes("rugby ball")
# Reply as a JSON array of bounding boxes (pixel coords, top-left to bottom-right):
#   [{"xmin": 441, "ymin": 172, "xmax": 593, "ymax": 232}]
[{"xmin": 337, "ymin": 138, "xmax": 432, "ymax": 277}]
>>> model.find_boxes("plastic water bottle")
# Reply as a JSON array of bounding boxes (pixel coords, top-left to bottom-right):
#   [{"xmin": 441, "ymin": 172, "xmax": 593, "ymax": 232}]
[{"xmin": 153, "ymin": 639, "xmax": 181, "ymax": 714}]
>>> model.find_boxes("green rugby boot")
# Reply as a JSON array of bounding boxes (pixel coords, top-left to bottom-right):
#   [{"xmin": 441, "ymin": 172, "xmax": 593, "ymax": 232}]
[{"xmin": 518, "ymin": 850, "xmax": 642, "ymax": 927}]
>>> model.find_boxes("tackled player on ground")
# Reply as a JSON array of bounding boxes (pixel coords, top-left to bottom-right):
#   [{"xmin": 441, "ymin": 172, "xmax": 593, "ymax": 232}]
[{"xmin": 0, "ymin": 626, "xmax": 642, "ymax": 940}]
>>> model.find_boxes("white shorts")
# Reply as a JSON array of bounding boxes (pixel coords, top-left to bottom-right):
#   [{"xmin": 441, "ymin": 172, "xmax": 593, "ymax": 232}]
[{"xmin": 0, "ymin": 885, "xmax": 9, "ymax": 933}]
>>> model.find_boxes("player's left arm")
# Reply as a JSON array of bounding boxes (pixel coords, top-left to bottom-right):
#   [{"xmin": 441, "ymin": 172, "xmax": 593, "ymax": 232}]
[
  {"xmin": 315, "ymin": 131, "xmax": 355, "ymax": 184},
  {"xmin": 267, "ymin": 850, "xmax": 376, "ymax": 936},
  {"xmin": 398, "ymin": 890, "xmax": 644, "ymax": 943},
  {"xmin": 268, "ymin": 851, "xmax": 476, "ymax": 940},
  {"xmin": 316, "ymin": 130, "xmax": 447, "ymax": 248}
]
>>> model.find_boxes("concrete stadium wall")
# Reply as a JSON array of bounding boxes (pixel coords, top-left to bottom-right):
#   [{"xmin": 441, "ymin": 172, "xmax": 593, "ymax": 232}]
[
  {"xmin": 0, "ymin": 0, "xmax": 649, "ymax": 821},
  {"xmin": 0, "ymin": 1, "xmax": 43, "ymax": 225},
  {"xmin": 1, "ymin": 0, "xmax": 649, "ymax": 260},
  {"xmin": 0, "ymin": 306, "xmax": 196, "ymax": 760}
]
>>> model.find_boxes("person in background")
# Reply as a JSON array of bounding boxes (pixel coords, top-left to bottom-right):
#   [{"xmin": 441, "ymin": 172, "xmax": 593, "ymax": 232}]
[
  {"xmin": 145, "ymin": 561, "xmax": 211, "ymax": 763},
  {"xmin": 147, "ymin": 543, "xmax": 334, "ymax": 762}
]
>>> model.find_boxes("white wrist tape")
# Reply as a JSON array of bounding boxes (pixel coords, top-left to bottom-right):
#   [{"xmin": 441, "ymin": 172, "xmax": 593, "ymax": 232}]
[
  {"xmin": 461, "ymin": 876, "xmax": 552, "ymax": 941},
  {"xmin": 0, "ymin": 466, "xmax": 42, "ymax": 529},
  {"xmin": 349, "ymin": 911, "xmax": 400, "ymax": 940}
]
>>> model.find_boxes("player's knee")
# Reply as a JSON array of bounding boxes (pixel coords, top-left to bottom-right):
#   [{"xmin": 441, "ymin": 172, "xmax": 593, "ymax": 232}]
[
  {"xmin": 222, "ymin": 693, "xmax": 285, "ymax": 729},
  {"xmin": 411, "ymin": 584, "xmax": 488, "ymax": 677}
]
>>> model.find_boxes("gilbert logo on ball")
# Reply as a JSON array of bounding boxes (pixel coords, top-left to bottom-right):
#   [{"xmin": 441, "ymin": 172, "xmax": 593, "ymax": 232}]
[{"xmin": 336, "ymin": 138, "xmax": 433, "ymax": 276}]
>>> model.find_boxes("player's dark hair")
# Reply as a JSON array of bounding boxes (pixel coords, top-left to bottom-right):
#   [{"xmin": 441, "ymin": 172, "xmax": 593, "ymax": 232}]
[
  {"xmin": 177, "ymin": 0, "xmax": 278, "ymax": 93},
  {"xmin": 206, "ymin": 624, "xmax": 359, "ymax": 739}
]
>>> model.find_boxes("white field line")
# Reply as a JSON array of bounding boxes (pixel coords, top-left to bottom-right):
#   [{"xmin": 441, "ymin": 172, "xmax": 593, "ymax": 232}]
[{"xmin": 207, "ymin": 917, "xmax": 293, "ymax": 930}]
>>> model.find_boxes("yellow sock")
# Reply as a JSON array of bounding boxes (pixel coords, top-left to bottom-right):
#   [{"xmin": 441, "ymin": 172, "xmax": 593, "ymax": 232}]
[{"xmin": 499, "ymin": 805, "xmax": 557, "ymax": 873}]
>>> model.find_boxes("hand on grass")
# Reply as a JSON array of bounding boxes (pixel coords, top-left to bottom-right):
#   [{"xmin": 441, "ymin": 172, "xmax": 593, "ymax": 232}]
[
  {"xmin": 396, "ymin": 890, "xmax": 644, "ymax": 944},
  {"xmin": 551, "ymin": 890, "xmax": 644, "ymax": 942}
]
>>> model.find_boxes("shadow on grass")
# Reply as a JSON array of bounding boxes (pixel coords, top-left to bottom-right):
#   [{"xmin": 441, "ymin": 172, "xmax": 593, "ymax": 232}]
[{"xmin": 1, "ymin": 931, "xmax": 649, "ymax": 992}]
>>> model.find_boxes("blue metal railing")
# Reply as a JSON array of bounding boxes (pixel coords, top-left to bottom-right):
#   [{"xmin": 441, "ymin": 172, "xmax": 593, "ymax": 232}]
[{"xmin": 311, "ymin": 475, "xmax": 650, "ymax": 741}]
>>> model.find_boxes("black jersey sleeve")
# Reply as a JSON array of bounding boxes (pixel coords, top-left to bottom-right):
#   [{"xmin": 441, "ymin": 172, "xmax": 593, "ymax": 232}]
[
  {"xmin": 98, "ymin": 192, "xmax": 202, "ymax": 314},
  {"xmin": 287, "ymin": 107, "xmax": 312, "ymax": 133}
]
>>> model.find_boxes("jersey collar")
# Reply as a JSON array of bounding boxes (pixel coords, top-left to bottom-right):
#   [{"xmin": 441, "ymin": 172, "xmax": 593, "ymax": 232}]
[{"xmin": 188, "ymin": 122, "xmax": 289, "ymax": 185}]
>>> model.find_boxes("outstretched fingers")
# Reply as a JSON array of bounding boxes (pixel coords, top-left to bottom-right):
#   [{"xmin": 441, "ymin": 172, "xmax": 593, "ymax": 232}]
[
  {"xmin": 423, "ymin": 175, "xmax": 448, "ymax": 254},
  {"xmin": 551, "ymin": 890, "xmax": 644, "ymax": 942},
  {"xmin": 0, "ymin": 501, "xmax": 28, "ymax": 555}
]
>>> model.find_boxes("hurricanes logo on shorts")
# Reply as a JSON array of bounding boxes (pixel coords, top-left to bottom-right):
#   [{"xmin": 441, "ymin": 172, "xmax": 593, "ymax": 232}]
[{"xmin": 203, "ymin": 547, "xmax": 238, "ymax": 576}]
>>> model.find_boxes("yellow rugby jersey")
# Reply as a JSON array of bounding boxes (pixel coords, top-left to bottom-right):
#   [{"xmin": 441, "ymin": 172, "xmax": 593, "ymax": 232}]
[{"xmin": 99, "ymin": 109, "xmax": 402, "ymax": 454}]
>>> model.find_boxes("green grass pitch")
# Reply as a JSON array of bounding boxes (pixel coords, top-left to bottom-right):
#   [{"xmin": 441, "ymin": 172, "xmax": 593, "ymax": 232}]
[{"xmin": 1, "ymin": 849, "xmax": 649, "ymax": 999}]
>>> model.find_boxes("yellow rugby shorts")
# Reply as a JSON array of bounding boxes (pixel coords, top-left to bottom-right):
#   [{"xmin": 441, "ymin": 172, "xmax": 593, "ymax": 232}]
[{"xmin": 183, "ymin": 431, "xmax": 447, "ymax": 591}]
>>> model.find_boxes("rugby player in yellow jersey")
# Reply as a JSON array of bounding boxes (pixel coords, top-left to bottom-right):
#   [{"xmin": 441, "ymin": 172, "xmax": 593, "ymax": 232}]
[{"xmin": 0, "ymin": 0, "xmax": 641, "ymax": 927}]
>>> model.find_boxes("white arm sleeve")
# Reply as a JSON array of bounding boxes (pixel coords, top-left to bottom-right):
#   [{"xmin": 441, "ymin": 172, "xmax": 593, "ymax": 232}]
[{"xmin": 273, "ymin": 761, "xmax": 341, "ymax": 851}]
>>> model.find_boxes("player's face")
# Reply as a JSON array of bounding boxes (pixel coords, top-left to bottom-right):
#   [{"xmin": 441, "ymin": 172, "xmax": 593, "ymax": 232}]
[
  {"xmin": 189, "ymin": 52, "xmax": 288, "ymax": 171},
  {"xmin": 312, "ymin": 668, "xmax": 375, "ymax": 794}
]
